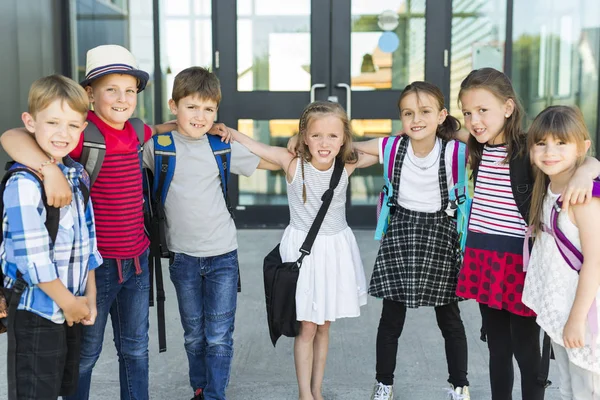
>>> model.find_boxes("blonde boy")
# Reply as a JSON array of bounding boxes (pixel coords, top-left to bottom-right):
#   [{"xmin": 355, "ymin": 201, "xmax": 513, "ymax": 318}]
[{"xmin": 1, "ymin": 74, "xmax": 102, "ymax": 400}]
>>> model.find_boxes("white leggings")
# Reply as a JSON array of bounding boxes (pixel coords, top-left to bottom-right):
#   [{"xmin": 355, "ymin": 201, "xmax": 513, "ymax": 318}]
[{"xmin": 552, "ymin": 341, "xmax": 600, "ymax": 400}]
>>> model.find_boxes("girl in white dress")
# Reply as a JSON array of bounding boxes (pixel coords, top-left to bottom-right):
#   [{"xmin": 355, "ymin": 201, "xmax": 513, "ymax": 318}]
[
  {"xmin": 523, "ymin": 105, "xmax": 600, "ymax": 400},
  {"xmin": 226, "ymin": 101, "xmax": 377, "ymax": 400}
]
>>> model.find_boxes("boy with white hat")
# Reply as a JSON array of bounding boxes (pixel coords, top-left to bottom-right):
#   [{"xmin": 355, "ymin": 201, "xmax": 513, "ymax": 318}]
[{"xmin": 1, "ymin": 44, "xmax": 174, "ymax": 400}]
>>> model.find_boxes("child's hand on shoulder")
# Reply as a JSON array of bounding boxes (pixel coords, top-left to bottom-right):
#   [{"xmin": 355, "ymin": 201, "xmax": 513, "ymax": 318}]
[
  {"xmin": 63, "ymin": 296, "xmax": 90, "ymax": 327},
  {"xmin": 563, "ymin": 316, "xmax": 586, "ymax": 348},
  {"xmin": 208, "ymin": 123, "xmax": 232, "ymax": 143},
  {"xmin": 43, "ymin": 164, "xmax": 72, "ymax": 208}
]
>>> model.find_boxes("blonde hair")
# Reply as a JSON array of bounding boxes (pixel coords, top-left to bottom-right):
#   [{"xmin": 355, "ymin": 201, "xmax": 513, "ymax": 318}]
[
  {"xmin": 28, "ymin": 74, "xmax": 89, "ymax": 118},
  {"xmin": 296, "ymin": 101, "xmax": 357, "ymax": 202},
  {"xmin": 528, "ymin": 105, "xmax": 591, "ymax": 235},
  {"xmin": 172, "ymin": 66, "xmax": 221, "ymax": 105}
]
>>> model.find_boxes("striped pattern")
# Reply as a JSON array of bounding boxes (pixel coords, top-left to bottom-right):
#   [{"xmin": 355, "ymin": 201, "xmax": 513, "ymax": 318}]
[
  {"xmin": 287, "ymin": 159, "xmax": 348, "ymax": 236},
  {"xmin": 469, "ymin": 145, "xmax": 526, "ymax": 238},
  {"xmin": 85, "ymin": 63, "xmax": 134, "ymax": 81},
  {"xmin": 91, "ymin": 151, "xmax": 149, "ymax": 258}
]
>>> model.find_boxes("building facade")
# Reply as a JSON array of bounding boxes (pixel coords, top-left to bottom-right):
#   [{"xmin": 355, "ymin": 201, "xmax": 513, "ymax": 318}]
[{"xmin": 1, "ymin": 0, "xmax": 598, "ymax": 228}]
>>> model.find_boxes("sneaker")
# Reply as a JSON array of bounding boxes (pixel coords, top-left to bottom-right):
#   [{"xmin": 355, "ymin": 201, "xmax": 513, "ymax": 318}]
[
  {"xmin": 371, "ymin": 382, "xmax": 394, "ymax": 400},
  {"xmin": 447, "ymin": 385, "xmax": 470, "ymax": 400},
  {"xmin": 191, "ymin": 388, "xmax": 204, "ymax": 400}
]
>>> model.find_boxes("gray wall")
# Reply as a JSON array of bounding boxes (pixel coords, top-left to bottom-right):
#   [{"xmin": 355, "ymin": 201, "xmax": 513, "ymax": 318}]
[{"xmin": 0, "ymin": 0, "xmax": 67, "ymax": 166}]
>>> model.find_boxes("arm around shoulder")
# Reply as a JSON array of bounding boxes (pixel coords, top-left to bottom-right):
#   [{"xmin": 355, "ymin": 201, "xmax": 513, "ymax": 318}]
[{"xmin": 229, "ymin": 128, "xmax": 294, "ymax": 171}]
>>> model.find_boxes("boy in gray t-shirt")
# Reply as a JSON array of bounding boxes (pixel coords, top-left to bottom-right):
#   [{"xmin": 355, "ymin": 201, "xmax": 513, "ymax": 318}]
[{"xmin": 142, "ymin": 67, "xmax": 278, "ymax": 400}]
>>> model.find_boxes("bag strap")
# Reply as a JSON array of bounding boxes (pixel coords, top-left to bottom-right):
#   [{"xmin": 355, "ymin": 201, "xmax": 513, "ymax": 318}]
[
  {"xmin": 152, "ymin": 132, "xmax": 177, "ymax": 204},
  {"xmin": 207, "ymin": 134, "xmax": 233, "ymax": 217},
  {"xmin": 297, "ymin": 158, "xmax": 344, "ymax": 264}
]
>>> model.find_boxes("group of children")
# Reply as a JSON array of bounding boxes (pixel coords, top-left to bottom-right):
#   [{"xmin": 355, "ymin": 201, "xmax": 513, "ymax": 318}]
[{"xmin": 0, "ymin": 42, "xmax": 598, "ymax": 400}]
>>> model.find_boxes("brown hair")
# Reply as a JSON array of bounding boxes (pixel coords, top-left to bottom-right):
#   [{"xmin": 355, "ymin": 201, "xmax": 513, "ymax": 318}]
[
  {"xmin": 528, "ymin": 105, "xmax": 591, "ymax": 235},
  {"xmin": 296, "ymin": 101, "xmax": 357, "ymax": 202},
  {"xmin": 172, "ymin": 66, "xmax": 221, "ymax": 105},
  {"xmin": 28, "ymin": 74, "xmax": 89, "ymax": 118},
  {"xmin": 458, "ymin": 68, "xmax": 526, "ymax": 171},
  {"xmin": 398, "ymin": 81, "xmax": 460, "ymax": 141}
]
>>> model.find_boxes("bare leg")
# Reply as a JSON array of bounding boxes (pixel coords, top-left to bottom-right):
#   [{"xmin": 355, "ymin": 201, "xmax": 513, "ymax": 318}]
[
  {"xmin": 295, "ymin": 321, "xmax": 317, "ymax": 400},
  {"xmin": 311, "ymin": 321, "xmax": 331, "ymax": 400}
]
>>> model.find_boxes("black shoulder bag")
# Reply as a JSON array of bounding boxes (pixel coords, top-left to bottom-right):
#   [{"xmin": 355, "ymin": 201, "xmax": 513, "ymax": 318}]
[{"xmin": 263, "ymin": 158, "xmax": 344, "ymax": 347}]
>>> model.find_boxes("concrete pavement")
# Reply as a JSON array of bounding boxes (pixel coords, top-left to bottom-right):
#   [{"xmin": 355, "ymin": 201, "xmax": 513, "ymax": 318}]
[{"xmin": 0, "ymin": 229, "xmax": 563, "ymax": 399}]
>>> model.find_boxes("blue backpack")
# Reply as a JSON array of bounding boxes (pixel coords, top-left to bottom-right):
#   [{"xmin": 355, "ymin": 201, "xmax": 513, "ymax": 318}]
[
  {"xmin": 375, "ymin": 137, "xmax": 472, "ymax": 252},
  {"xmin": 148, "ymin": 131, "xmax": 233, "ymax": 256}
]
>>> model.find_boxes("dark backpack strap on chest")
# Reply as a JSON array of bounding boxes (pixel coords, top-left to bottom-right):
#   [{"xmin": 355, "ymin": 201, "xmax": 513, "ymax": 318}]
[
  {"xmin": 0, "ymin": 165, "xmax": 63, "ymax": 399},
  {"xmin": 81, "ymin": 118, "xmax": 146, "ymax": 187},
  {"xmin": 80, "ymin": 121, "xmax": 106, "ymax": 187}
]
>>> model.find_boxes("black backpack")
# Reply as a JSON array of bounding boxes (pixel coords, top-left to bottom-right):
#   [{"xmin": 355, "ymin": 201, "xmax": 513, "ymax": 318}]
[{"xmin": 0, "ymin": 162, "xmax": 90, "ymax": 333}]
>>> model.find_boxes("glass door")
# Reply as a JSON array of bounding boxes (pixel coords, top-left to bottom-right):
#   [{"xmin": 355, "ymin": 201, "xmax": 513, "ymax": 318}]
[{"xmin": 215, "ymin": 0, "xmax": 446, "ymax": 228}]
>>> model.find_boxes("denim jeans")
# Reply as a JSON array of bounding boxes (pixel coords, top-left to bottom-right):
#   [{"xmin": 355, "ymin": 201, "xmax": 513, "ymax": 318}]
[
  {"xmin": 169, "ymin": 250, "xmax": 238, "ymax": 400},
  {"xmin": 64, "ymin": 249, "xmax": 150, "ymax": 400}
]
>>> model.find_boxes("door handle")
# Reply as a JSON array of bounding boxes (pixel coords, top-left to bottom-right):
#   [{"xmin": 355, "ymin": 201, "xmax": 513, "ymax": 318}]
[
  {"xmin": 310, "ymin": 83, "xmax": 326, "ymax": 103},
  {"xmin": 336, "ymin": 83, "xmax": 351, "ymax": 119}
]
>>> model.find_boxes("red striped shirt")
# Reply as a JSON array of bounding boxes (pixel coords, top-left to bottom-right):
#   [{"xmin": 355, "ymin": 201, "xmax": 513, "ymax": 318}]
[{"xmin": 71, "ymin": 111, "xmax": 151, "ymax": 258}]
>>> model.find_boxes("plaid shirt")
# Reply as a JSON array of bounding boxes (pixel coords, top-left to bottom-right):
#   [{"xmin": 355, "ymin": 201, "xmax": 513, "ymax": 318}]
[{"xmin": 0, "ymin": 158, "xmax": 102, "ymax": 323}]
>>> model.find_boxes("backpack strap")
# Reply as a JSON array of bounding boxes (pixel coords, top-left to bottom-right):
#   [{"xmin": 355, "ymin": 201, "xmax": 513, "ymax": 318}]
[
  {"xmin": 80, "ymin": 121, "xmax": 106, "ymax": 187},
  {"xmin": 81, "ymin": 118, "xmax": 146, "ymax": 187},
  {"xmin": 374, "ymin": 135, "xmax": 402, "ymax": 240},
  {"xmin": 207, "ymin": 134, "xmax": 233, "ymax": 217},
  {"xmin": 129, "ymin": 118, "xmax": 146, "ymax": 146},
  {"xmin": 152, "ymin": 133, "xmax": 177, "ymax": 204}
]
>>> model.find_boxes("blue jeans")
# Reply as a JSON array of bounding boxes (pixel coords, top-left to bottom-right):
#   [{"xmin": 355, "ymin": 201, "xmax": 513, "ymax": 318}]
[
  {"xmin": 169, "ymin": 250, "xmax": 238, "ymax": 400},
  {"xmin": 64, "ymin": 249, "xmax": 150, "ymax": 400}
]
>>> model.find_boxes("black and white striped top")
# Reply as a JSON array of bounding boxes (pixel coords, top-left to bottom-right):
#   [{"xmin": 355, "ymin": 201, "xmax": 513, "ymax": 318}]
[{"xmin": 287, "ymin": 159, "xmax": 349, "ymax": 236}]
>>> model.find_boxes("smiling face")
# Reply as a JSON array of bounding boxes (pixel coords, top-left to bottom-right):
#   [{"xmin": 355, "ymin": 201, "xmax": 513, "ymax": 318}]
[
  {"xmin": 399, "ymin": 92, "xmax": 447, "ymax": 143},
  {"xmin": 22, "ymin": 100, "xmax": 87, "ymax": 161},
  {"xmin": 87, "ymin": 74, "xmax": 138, "ymax": 129},
  {"xmin": 460, "ymin": 88, "xmax": 514, "ymax": 145},
  {"xmin": 303, "ymin": 115, "xmax": 345, "ymax": 170},
  {"xmin": 170, "ymin": 95, "xmax": 218, "ymax": 139},
  {"xmin": 530, "ymin": 135, "xmax": 586, "ymax": 180}
]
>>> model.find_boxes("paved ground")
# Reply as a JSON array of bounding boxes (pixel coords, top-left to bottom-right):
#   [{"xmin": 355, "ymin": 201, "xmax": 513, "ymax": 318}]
[{"xmin": 0, "ymin": 229, "xmax": 563, "ymax": 399}]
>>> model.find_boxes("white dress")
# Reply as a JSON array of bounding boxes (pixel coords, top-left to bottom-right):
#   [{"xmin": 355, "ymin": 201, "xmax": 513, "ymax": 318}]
[
  {"xmin": 522, "ymin": 187, "xmax": 600, "ymax": 373},
  {"xmin": 279, "ymin": 159, "xmax": 368, "ymax": 325}
]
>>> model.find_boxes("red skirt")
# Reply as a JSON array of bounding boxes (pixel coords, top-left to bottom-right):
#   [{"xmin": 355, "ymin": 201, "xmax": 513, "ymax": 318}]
[{"xmin": 456, "ymin": 232, "xmax": 535, "ymax": 317}]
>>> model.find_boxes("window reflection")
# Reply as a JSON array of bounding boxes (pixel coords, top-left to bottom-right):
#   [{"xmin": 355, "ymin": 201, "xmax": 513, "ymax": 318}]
[
  {"xmin": 512, "ymin": 0, "xmax": 599, "ymax": 150},
  {"xmin": 237, "ymin": 1, "xmax": 310, "ymax": 92},
  {"xmin": 351, "ymin": 0, "xmax": 425, "ymax": 91}
]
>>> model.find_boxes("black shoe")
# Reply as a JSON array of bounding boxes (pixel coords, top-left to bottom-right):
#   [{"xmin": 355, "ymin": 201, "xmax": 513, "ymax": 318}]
[{"xmin": 191, "ymin": 389, "xmax": 204, "ymax": 400}]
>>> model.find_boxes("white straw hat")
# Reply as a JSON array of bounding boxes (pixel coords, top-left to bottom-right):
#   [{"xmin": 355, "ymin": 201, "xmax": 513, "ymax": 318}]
[{"xmin": 80, "ymin": 45, "xmax": 149, "ymax": 92}]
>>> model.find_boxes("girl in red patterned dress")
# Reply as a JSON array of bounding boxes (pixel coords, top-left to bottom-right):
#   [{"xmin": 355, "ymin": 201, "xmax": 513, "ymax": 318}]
[{"xmin": 455, "ymin": 68, "xmax": 600, "ymax": 400}]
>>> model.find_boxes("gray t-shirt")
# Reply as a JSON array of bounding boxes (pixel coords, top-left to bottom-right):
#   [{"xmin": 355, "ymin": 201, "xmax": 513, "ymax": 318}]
[{"xmin": 143, "ymin": 131, "xmax": 259, "ymax": 257}]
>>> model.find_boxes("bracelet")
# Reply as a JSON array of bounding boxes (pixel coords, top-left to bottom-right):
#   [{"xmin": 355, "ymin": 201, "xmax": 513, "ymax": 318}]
[{"xmin": 38, "ymin": 157, "xmax": 56, "ymax": 174}]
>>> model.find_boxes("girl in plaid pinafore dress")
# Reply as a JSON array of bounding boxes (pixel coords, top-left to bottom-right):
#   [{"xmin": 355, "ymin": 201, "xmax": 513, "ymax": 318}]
[{"xmin": 356, "ymin": 82, "xmax": 470, "ymax": 400}]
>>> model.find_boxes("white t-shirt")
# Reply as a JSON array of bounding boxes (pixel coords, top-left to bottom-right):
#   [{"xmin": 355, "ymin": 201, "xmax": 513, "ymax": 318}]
[
  {"xmin": 143, "ymin": 131, "xmax": 259, "ymax": 257},
  {"xmin": 378, "ymin": 137, "xmax": 457, "ymax": 213}
]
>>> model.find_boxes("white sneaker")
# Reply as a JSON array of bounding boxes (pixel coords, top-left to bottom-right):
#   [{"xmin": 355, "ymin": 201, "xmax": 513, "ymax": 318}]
[
  {"xmin": 371, "ymin": 382, "xmax": 393, "ymax": 400},
  {"xmin": 447, "ymin": 385, "xmax": 470, "ymax": 400}
]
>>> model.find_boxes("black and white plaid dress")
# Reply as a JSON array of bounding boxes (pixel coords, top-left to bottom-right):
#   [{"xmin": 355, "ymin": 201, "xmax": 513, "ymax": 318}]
[{"xmin": 369, "ymin": 136, "xmax": 462, "ymax": 308}]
